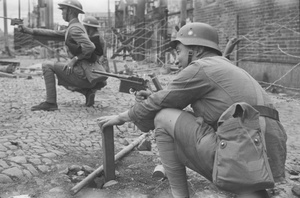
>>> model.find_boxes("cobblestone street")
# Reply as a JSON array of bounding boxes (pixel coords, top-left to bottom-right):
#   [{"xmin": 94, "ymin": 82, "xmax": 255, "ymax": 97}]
[
  {"xmin": 1, "ymin": 58, "xmax": 300, "ymax": 198},
  {"xmin": 0, "ymin": 75, "xmax": 127, "ymax": 181},
  {"xmin": 0, "ymin": 58, "xmax": 145, "ymax": 197}
]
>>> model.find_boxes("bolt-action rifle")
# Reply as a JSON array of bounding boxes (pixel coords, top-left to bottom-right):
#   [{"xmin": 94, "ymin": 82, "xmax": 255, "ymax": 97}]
[
  {"xmin": 92, "ymin": 70, "xmax": 163, "ymax": 94},
  {"xmin": 0, "ymin": 16, "xmax": 23, "ymax": 25}
]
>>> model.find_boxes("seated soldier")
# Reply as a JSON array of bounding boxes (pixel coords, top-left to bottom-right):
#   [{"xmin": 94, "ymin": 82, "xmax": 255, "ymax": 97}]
[{"xmin": 97, "ymin": 22, "xmax": 287, "ymax": 198}]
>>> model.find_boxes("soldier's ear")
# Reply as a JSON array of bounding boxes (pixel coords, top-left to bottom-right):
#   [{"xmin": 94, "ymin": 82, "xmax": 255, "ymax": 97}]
[{"xmin": 195, "ymin": 46, "xmax": 204, "ymax": 57}]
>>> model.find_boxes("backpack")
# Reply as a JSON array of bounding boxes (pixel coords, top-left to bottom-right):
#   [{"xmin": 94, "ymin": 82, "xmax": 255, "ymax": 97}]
[{"xmin": 212, "ymin": 102, "xmax": 274, "ymax": 194}]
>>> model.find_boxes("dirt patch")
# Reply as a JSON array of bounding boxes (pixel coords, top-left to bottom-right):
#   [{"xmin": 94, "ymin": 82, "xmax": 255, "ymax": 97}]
[
  {"xmin": 0, "ymin": 132, "xmax": 229, "ymax": 198},
  {"xmin": 0, "ymin": 148, "xmax": 171, "ymax": 198}
]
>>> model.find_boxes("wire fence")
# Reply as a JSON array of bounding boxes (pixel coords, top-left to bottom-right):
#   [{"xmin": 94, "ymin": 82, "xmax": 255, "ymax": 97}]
[
  {"xmin": 221, "ymin": 12, "xmax": 300, "ymax": 92},
  {"xmin": 7, "ymin": 7, "xmax": 300, "ymax": 93}
]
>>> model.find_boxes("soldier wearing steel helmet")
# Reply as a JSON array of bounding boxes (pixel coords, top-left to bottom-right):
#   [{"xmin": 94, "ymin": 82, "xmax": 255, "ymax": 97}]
[
  {"xmin": 82, "ymin": 16, "xmax": 110, "ymax": 73},
  {"xmin": 97, "ymin": 22, "xmax": 287, "ymax": 198},
  {"xmin": 18, "ymin": 0, "xmax": 107, "ymax": 110},
  {"xmin": 60, "ymin": 15, "xmax": 110, "ymax": 102}
]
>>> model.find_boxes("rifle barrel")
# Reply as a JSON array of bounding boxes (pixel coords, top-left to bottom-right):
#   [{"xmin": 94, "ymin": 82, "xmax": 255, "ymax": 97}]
[
  {"xmin": 92, "ymin": 70, "xmax": 130, "ymax": 80},
  {"xmin": 0, "ymin": 16, "xmax": 13, "ymax": 20},
  {"xmin": 92, "ymin": 70, "xmax": 148, "ymax": 87},
  {"xmin": 0, "ymin": 16, "xmax": 12, "ymax": 19}
]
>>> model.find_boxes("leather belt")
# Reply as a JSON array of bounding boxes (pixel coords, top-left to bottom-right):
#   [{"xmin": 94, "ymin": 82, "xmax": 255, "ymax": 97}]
[{"xmin": 252, "ymin": 105, "xmax": 279, "ymax": 121}]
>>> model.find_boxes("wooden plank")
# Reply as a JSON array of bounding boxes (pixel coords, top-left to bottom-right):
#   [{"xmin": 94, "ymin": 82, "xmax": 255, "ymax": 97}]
[{"xmin": 102, "ymin": 126, "xmax": 116, "ymax": 182}]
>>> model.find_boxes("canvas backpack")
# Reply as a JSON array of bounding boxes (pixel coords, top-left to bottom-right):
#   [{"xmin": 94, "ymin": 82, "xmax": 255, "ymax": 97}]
[{"xmin": 212, "ymin": 102, "xmax": 275, "ymax": 194}]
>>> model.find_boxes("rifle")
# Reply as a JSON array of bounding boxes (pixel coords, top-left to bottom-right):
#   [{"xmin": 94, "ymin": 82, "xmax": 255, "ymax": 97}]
[
  {"xmin": 92, "ymin": 70, "xmax": 163, "ymax": 94},
  {"xmin": 0, "ymin": 16, "xmax": 23, "ymax": 25}
]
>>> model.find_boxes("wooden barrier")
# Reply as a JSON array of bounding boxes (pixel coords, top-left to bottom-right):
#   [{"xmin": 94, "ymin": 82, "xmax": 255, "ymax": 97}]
[
  {"xmin": 101, "ymin": 125, "xmax": 116, "ymax": 181},
  {"xmin": 70, "ymin": 126, "xmax": 147, "ymax": 195}
]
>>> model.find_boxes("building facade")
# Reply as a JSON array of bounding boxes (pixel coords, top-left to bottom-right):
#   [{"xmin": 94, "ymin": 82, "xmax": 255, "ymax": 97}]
[
  {"xmin": 193, "ymin": 0, "xmax": 300, "ymax": 88},
  {"xmin": 111, "ymin": 0, "xmax": 300, "ymax": 88}
]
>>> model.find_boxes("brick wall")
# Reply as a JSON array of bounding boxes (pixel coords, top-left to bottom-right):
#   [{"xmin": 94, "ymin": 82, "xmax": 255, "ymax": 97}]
[{"xmin": 193, "ymin": 0, "xmax": 300, "ymax": 88}]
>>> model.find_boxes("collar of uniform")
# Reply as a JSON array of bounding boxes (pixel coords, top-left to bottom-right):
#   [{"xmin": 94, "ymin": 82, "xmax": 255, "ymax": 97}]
[{"xmin": 68, "ymin": 18, "xmax": 80, "ymax": 26}]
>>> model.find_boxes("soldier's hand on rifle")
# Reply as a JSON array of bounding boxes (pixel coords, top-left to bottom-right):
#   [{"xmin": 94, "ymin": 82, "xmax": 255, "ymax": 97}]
[
  {"xmin": 63, "ymin": 62, "xmax": 74, "ymax": 75},
  {"xmin": 18, "ymin": 25, "xmax": 33, "ymax": 34},
  {"xmin": 63, "ymin": 56, "xmax": 78, "ymax": 75},
  {"xmin": 135, "ymin": 89, "xmax": 152, "ymax": 102}
]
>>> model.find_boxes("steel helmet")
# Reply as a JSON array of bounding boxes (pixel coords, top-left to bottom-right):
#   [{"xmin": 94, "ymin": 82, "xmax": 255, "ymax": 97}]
[
  {"xmin": 58, "ymin": 0, "xmax": 84, "ymax": 14},
  {"xmin": 170, "ymin": 22, "xmax": 222, "ymax": 55},
  {"xmin": 83, "ymin": 16, "xmax": 100, "ymax": 28}
]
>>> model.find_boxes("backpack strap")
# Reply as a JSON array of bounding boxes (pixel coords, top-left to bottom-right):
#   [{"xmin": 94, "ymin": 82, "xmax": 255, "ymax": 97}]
[
  {"xmin": 252, "ymin": 105, "xmax": 279, "ymax": 121},
  {"xmin": 242, "ymin": 71, "xmax": 268, "ymax": 136},
  {"xmin": 243, "ymin": 71, "xmax": 279, "ymax": 121}
]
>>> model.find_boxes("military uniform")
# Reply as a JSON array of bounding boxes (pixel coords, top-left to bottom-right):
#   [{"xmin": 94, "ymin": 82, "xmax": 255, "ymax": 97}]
[
  {"xmin": 20, "ymin": 0, "xmax": 107, "ymax": 110},
  {"xmin": 82, "ymin": 16, "xmax": 110, "ymax": 73},
  {"xmin": 127, "ymin": 22, "xmax": 287, "ymax": 197},
  {"xmin": 27, "ymin": 18, "xmax": 107, "ymax": 107}
]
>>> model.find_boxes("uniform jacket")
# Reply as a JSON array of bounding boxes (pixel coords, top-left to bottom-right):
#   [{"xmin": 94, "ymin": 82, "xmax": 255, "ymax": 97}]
[
  {"xmin": 128, "ymin": 55, "xmax": 287, "ymax": 182},
  {"xmin": 31, "ymin": 18, "xmax": 106, "ymax": 85}
]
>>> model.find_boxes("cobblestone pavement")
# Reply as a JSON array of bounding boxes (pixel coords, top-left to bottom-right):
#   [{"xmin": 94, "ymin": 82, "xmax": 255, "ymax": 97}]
[
  {"xmin": 0, "ymin": 59, "xmax": 143, "ymax": 197},
  {"xmin": 1, "ymin": 58, "xmax": 300, "ymax": 198},
  {"xmin": 0, "ymin": 74, "xmax": 130, "ymax": 182}
]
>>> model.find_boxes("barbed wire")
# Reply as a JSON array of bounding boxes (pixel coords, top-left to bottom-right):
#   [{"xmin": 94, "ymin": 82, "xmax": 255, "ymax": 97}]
[
  {"xmin": 277, "ymin": 44, "xmax": 300, "ymax": 59},
  {"xmin": 265, "ymin": 62, "xmax": 300, "ymax": 91},
  {"xmin": 222, "ymin": 12, "xmax": 300, "ymax": 92},
  {"xmin": 9, "ymin": 6, "xmax": 300, "ymax": 93}
]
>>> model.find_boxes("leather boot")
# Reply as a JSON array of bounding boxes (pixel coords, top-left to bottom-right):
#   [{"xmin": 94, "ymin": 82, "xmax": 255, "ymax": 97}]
[{"xmin": 31, "ymin": 102, "xmax": 58, "ymax": 111}]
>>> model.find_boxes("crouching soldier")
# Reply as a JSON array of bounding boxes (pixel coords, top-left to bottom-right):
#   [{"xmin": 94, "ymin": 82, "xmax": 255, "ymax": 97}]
[
  {"xmin": 19, "ymin": 0, "xmax": 107, "ymax": 110},
  {"xmin": 82, "ymin": 16, "xmax": 110, "ymax": 73}
]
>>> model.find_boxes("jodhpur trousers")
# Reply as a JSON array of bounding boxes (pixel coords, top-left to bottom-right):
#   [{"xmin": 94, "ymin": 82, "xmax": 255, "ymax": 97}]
[{"xmin": 42, "ymin": 61, "xmax": 94, "ymax": 103}]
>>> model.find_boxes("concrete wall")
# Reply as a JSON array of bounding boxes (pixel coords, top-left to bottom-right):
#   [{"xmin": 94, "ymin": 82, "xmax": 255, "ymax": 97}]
[
  {"xmin": 193, "ymin": 0, "xmax": 300, "ymax": 88},
  {"xmin": 239, "ymin": 62, "xmax": 300, "ymax": 88}
]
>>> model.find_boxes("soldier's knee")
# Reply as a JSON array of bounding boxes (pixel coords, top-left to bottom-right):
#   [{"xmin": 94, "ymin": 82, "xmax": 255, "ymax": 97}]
[
  {"xmin": 154, "ymin": 109, "xmax": 169, "ymax": 126},
  {"xmin": 42, "ymin": 61, "xmax": 53, "ymax": 71},
  {"xmin": 154, "ymin": 108, "xmax": 181, "ymax": 127}
]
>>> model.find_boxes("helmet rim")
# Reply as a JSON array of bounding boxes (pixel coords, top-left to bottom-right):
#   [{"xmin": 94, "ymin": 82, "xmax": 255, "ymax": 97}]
[
  {"xmin": 170, "ymin": 22, "xmax": 222, "ymax": 55},
  {"xmin": 82, "ymin": 22, "xmax": 100, "ymax": 28},
  {"xmin": 170, "ymin": 37, "xmax": 222, "ymax": 53},
  {"xmin": 58, "ymin": 1, "xmax": 84, "ymax": 14},
  {"xmin": 82, "ymin": 16, "xmax": 100, "ymax": 28}
]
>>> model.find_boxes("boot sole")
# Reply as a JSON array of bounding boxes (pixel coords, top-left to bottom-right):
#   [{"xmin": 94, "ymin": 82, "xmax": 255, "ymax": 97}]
[{"xmin": 31, "ymin": 107, "xmax": 58, "ymax": 111}]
